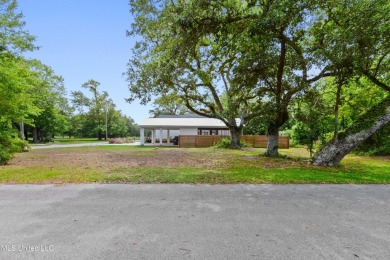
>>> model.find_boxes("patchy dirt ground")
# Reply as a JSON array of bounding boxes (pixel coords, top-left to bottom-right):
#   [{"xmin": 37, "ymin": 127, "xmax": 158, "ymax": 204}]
[
  {"xmin": 2, "ymin": 147, "xmax": 390, "ymax": 184},
  {"xmin": 8, "ymin": 147, "xmax": 224, "ymax": 169}
]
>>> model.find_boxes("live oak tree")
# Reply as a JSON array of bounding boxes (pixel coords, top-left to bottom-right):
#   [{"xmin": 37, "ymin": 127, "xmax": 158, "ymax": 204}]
[
  {"xmin": 149, "ymin": 92, "xmax": 188, "ymax": 117},
  {"xmin": 311, "ymin": 0, "xmax": 390, "ymax": 165},
  {"xmin": 227, "ymin": 0, "xmax": 324, "ymax": 156},
  {"xmin": 126, "ymin": 0, "xmax": 388, "ymax": 159},
  {"xmin": 158, "ymin": 0, "xmax": 334, "ymax": 156},
  {"xmin": 126, "ymin": 0, "xmax": 265, "ymax": 148}
]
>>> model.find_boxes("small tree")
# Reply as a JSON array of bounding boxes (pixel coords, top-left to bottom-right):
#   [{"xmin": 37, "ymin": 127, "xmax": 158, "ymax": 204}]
[
  {"xmin": 71, "ymin": 80, "xmax": 112, "ymax": 140},
  {"xmin": 291, "ymin": 89, "xmax": 333, "ymax": 158},
  {"xmin": 311, "ymin": 0, "xmax": 390, "ymax": 165}
]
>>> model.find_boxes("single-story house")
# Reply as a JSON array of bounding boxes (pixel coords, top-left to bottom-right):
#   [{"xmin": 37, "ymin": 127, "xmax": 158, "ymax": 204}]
[{"xmin": 138, "ymin": 114, "xmax": 236, "ymax": 145}]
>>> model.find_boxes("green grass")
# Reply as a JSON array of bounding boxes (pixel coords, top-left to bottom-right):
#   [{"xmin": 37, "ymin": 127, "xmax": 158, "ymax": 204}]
[
  {"xmin": 52, "ymin": 137, "xmax": 107, "ymax": 144},
  {"xmin": 27, "ymin": 137, "xmax": 107, "ymax": 145},
  {"xmin": 51, "ymin": 137, "xmax": 140, "ymax": 144},
  {"xmin": 0, "ymin": 146, "xmax": 389, "ymax": 184}
]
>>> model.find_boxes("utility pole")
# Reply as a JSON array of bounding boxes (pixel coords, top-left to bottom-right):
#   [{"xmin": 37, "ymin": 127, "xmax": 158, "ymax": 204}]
[{"xmin": 105, "ymin": 107, "xmax": 108, "ymax": 141}]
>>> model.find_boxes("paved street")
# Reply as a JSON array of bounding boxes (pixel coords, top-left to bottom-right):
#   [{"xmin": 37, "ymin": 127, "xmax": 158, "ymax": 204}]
[{"xmin": 0, "ymin": 184, "xmax": 389, "ymax": 260}]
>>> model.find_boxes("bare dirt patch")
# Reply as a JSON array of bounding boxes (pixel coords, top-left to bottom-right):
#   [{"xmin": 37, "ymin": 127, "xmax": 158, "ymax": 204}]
[{"xmin": 8, "ymin": 148, "xmax": 221, "ymax": 169}]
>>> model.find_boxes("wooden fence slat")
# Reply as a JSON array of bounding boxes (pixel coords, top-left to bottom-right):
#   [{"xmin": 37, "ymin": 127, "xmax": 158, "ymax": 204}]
[
  {"xmin": 179, "ymin": 135, "xmax": 289, "ymax": 148},
  {"xmin": 179, "ymin": 135, "xmax": 197, "ymax": 148}
]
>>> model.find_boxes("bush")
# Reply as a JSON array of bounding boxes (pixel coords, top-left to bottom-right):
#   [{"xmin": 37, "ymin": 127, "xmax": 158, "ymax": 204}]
[
  {"xmin": 212, "ymin": 138, "xmax": 250, "ymax": 149},
  {"xmin": 0, "ymin": 128, "xmax": 30, "ymax": 165},
  {"xmin": 354, "ymin": 124, "xmax": 390, "ymax": 156},
  {"xmin": 11, "ymin": 138, "xmax": 30, "ymax": 153},
  {"xmin": 108, "ymin": 138, "xmax": 135, "ymax": 144},
  {"xmin": 0, "ymin": 147, "xmax": 12, "ymax": 165},
  {"xmin": 355, "ymin": 143, "xmax": 390, "ymax": 156},
  {"xmin": 367, "ymin": 145, "xmax": 390, "ymax": 156},
  {"xmin": 212, "ymin": 138, "xmax": 232, "ymax": 148}
]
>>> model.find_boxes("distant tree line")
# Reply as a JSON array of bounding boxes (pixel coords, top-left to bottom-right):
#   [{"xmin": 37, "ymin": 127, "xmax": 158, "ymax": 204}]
[
  {"xmin": 0, "ymin": 0, "xmax": 138, "ymax": 164},
  {"xmin": 69, "ymin": 79, "xmax": 139, "ymax": 140}
]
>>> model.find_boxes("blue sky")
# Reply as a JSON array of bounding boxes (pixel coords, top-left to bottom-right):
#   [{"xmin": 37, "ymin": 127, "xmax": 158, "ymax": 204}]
[{"xmin": 18, "ymin": 0, "xmax": 152, "ymax": 124}]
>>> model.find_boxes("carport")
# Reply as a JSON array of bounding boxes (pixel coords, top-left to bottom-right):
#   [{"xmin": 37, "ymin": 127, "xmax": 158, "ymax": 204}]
[{"xmin": 138, "ymin": 114, "xmax": 231, "ymax": 146}]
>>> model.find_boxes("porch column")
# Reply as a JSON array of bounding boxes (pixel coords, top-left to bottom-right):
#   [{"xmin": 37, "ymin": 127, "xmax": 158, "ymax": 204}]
[
  {"xmin": 140, "ymin": 127, "xmax": 145, "ymax": 146},
  {"xmin": 167, "ymin": 129, "xmax": 170, "ymax": 144},
  {"xmin": 151, "ymin": 129, "xmax": 155, "ymax": 144},
  {"xmin": 159, "ymin": 128, "xmax": 163, "ymax": 146}
]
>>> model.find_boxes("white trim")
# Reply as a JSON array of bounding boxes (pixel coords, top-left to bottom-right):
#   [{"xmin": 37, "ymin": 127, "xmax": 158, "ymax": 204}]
[
  {"xmin": 159, "ymin": 128, "xmax": 163, "ymax": 146},
  {"xmin": 139, "ymin": 117, "xmax": 240, "ymax": 128},
  {"xmin": 140, "ymin": 128, "xmax": 145, "ymax": 146}
]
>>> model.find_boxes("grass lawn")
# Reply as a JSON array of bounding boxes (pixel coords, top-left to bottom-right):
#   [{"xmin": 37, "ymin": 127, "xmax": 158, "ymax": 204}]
[
  {"xmin": 0, "ymin": 146, "xmax": 389, "ymax": 184},
  {"xmin": 28, "ymin": 137, "xmax": 107, "ymax": 145},
  {"xmin": 52, "ymin": 137, "xmax": 139, "ymax": 144},
  {"xmin": 52, "ymin": 137, "xmax": 107, "ymax": 144}
]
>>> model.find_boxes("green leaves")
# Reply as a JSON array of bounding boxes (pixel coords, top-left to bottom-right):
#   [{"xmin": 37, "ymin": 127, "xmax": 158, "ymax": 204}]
[
  {"xmin": 0, "ymin": 54, "xmax": 40, "ymax": 123},
  {"xmin": 0, "ymin": 0, "xmax": 37, "ymax": 53}
]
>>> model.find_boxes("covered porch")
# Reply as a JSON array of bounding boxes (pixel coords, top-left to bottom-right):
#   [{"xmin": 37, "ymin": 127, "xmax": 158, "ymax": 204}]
[
  {"xmin": 138, "ymin": 114, "xmax": 234, "ymax": 146},
  {"xmin": 139, "ymin": 127, "xmax": 180, "ymax": 146}
]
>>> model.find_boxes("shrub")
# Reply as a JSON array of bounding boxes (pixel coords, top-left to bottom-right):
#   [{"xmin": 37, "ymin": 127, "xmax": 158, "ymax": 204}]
[
  {"xmin": 354, "ymin": 124, "xmax": 390, "ymax": 156},
  {"xmin": 108, "ymin": 138, "xmax": 135, "ymax": 144},
  {"xmin": 212, "ymin": 138, "xmax": 250, "ymax": 149},
  {"xmin": 11, "ymin": 138, "xmax": 30, "ymax": 153},
  {"xmin": 0, "ymin": 128, "xmax": 30, "ymax": 165},
  {"xmin": 0, "ymin": 147, "xmax": 12, "ymax": 165},
  {"xmin": 212, "ymin": 138, "xmax": 232, "ymax": 148}
]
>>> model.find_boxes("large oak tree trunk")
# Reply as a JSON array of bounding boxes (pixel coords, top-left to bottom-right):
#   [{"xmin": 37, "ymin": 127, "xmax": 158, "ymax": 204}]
[
  {"xmin": 313, "ymin": 96, "xmax": 390, "ymax": 166},
  {"xmin": 230, "ymin": 127, "xmax": 241, "ymax": 149},
  {"xmin": 265, "ymin": 127, "xmax": 279, "ymax": 156},
  {"xmin": 265, "ymin": 109, "xmax": 288, "ymax": 157}
]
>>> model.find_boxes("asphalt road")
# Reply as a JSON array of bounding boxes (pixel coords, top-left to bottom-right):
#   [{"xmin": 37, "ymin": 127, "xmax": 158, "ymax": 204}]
[{"xmin": 0, "ymin": 184, "xmax": 389, "ymax": 260}]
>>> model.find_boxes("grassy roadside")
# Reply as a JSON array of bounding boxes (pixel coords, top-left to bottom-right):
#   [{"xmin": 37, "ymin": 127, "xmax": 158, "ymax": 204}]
[
  {"xmin": 50, "ymin": 137, "xmax": 139, "ymax": 144},
  {"xmin": 28, "ymin": 137, "xmax": 107, "ymax": 145},
  {"xmin": 0, "ymin": 146, "xmax": 389, "ymax": 184},
  {"xmin": 50, "ymin": 137, "xmax": 107, "ymax": 144}
]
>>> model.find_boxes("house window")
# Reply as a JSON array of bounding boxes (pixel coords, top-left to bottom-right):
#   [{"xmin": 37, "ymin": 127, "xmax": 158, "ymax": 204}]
[
  {"xmin": 220, "ymin": 130, "xmax": 229, "ymax": 136},
  {"xmin": 198, "ymin": 128, "xmax": 228, "ymax": 135},
  {"xmin": 198, "ymin": 129, "xmax": 209, "ymax": 135}
]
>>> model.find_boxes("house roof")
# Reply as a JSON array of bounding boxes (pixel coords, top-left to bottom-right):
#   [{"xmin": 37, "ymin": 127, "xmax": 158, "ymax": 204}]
[
  {"xmin": 156, "ymin": 114, "xmax": 205, "ymax": 118},
  {"xmin": 139, "ymin": 114, "xmax": 239, "ymax": 129}
]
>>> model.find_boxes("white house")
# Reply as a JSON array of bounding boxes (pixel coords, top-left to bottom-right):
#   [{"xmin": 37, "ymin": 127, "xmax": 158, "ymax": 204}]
[{"xmin": 138, "ymin": 114, "xmax": 234, "ymax": 145}]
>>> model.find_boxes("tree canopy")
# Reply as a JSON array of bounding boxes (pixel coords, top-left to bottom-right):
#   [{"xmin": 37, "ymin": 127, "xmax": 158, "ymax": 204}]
[{"xmin": 127, "ymin": 0, "xmax": 389, "ymax": 163}]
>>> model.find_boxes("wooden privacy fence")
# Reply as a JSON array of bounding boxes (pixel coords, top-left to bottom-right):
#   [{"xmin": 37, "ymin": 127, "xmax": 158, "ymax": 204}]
[{"xmin": 179, "ymin": 135, "xmax": 289, "ymax": 148}]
